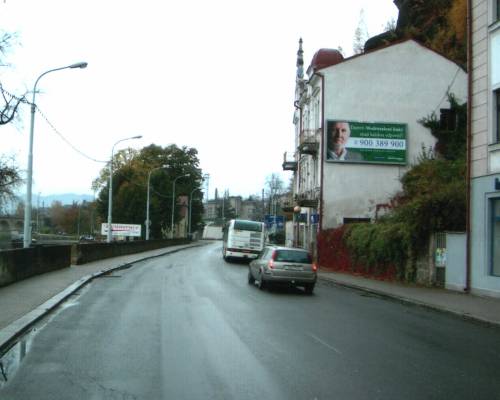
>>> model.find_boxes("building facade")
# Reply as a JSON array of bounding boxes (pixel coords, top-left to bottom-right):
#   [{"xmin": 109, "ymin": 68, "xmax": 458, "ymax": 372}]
[
  {"xmin": 203, "ymin": 195, "xmax": 263, "ymax": 223},
  {"xmin": 470, "ymin": 0, "xmax": 500, "ymax": 297},
  {"xmin": 285, "ymin": 39, "xmax": 467, "ymax": 253}
]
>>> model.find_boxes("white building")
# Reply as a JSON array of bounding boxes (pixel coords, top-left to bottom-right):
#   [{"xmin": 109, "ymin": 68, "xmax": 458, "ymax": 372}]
[
  {"xmin": 469, "ymin": 0, "xmax": 500, "ymax": 297},
  {"xmin": 284, "ymin": 38, "xmax": 467, "ymax": 254}
]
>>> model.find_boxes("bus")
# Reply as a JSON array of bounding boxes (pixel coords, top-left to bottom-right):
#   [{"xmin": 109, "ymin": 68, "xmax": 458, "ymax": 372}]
[{"xmin": 222, "ymin": 219, "xmax": 266, "ymax": 261}]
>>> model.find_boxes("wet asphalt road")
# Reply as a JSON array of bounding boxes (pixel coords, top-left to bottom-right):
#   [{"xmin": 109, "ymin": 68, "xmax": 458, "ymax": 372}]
[{"xmin": 1, "ymin": 242, "xmax": 500, "ymax": 400}]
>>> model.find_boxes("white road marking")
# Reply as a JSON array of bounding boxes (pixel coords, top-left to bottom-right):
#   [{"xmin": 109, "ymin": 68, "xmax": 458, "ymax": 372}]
[{"xmin": 307, "ymin": 333, "xmax": 342, "ymax": 355}]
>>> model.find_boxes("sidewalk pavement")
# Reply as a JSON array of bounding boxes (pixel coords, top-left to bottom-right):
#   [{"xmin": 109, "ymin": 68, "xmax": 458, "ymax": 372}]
[
  {"xmin": 0, "ymin": 242, "xmax": 204, "ymax": 353},
  {"xmin": 318, "ymin": 270, "xmax": 500, "ymax": 327}
]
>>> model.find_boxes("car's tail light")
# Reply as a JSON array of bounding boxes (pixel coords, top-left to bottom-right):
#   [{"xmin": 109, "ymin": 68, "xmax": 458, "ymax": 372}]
[
  {"xmin": 268, "ymin": 250, "xmax": 277, "ymax": 269},
  {"xmin": 312, "ymin": 263, "xmax": 317, "ymax": 272}
]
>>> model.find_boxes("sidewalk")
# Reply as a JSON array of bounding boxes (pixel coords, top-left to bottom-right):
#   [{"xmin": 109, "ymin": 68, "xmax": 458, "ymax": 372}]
[
  {"xmin": 318, "ymin": 270, "xmax": 500, "ymax": 327},
  {"xmin": 0, "ymin": 243, "xmax": 204, "ymax": 352}
]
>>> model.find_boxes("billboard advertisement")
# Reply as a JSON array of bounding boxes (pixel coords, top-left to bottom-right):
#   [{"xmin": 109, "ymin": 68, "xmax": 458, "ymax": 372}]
[
  {"xmin": 101, "ymin": 223, "xmax": 142, "ymax": 237},
  {"xmin": 325, "ymin": 120, "xmax": 407, "ymax": 165}
]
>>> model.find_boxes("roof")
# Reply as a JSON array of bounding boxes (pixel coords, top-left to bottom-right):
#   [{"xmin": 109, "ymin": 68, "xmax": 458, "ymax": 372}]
[
  {"xmin": 306, "ymin": 48, "xmax": 344, "ymax": 75},
  {"xmin": 306, "ymin": 39, "xmax": 466, "ymax": 77}
]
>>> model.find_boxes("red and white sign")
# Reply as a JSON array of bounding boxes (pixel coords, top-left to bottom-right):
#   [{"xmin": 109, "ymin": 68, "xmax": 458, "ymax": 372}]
[{"xmin": 101, "ymin": 223, "xmax": 142, "ymax": 237}]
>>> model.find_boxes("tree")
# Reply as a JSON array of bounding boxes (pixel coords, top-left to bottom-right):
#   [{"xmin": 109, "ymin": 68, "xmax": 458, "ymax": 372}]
[
  {"xmin": 0, "ymin": 155, "xmax": 22, "ymax": 213},
  {"xmin": 364, "ymin": 0, "xmax": 467, "ymax": 66},
  {"xmin": 265, "ymin": 173, "xmax": 285, "ymax": 215},
  {"xmin": 93, "ymin": 144, "xmax": 204, "ymax": 239},
  {"xmin": 353, "ymin": 9, "xmax": 369, "ymax": 55},
  {"xmin": 0, "ymin": 31, "xmax": 25, "ymax": 125},
  {"xmin": 383, "ymin": 18, "xmax": 397, "ymax": 33}
]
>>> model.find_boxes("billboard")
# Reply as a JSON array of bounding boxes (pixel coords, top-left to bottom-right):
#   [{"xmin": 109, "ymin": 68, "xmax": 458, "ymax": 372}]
[
  {"xmin": 325, "ymin": 120, "xmax": 407, "ymax": 165},
  {"xmin": 101, "ymin": 223, "xmax": 142, "ymax": 237}
]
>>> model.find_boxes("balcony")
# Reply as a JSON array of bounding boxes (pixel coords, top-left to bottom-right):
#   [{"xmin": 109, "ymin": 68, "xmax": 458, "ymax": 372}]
[
  {"xmin": 298, "ymin": 129, "xmax": 319, "ymax": 155},
  {"xmin": 295, "ymin": 187, "xmax": 320, "ymax": 208},
  {"xmin": 280, "ymin": 198, "xmax": 295, "ymax": 213},
  {"xmin": 282, "ymin": 152, "xmax": 297, "ymax": 171}
]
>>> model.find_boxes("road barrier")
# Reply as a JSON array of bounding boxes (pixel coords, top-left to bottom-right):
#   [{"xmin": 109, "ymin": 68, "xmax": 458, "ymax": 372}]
[
  {"xmin": 71, "ymin": 239, "xmax": 190, "ymax": 265},
  {"xmin": 0, "ymin": 245, "xmax": 72, "ymax": 287},
  {"xmin": 0, "ymin": 239, "xmax": 191, "ymax": 287}
]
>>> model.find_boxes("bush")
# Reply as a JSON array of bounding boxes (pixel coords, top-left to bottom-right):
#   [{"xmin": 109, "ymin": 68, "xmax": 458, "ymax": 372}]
[{"xmin": 344, "ymin": 221, "xmax": 410, "ymax": 280}]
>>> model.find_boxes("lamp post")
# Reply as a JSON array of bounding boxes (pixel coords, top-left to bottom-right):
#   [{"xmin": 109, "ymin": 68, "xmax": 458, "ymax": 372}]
[
  {"xmin": 294, "ymin": 205, "xmax": 301, "ymax": 248},
  {"xmin": 146, "ymin": 165, "xmax": 168, "ymax": 240},
  {"xmin": 106, "ymin": 135, "xmax": 142, "ymax": 243},
  {"xmin": 171, "ymin": 173, "xmax": 190, "ymax": 239},
  {"xmin": 23, "ymin": 62, "xmax": 88, "ymax": 248}
]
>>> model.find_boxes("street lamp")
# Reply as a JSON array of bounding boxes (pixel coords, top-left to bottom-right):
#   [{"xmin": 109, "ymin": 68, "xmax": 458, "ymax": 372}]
[
  {"xmin": 146, "ymin": 165, "xmax": 168, "ymax": 240},
  {"xmin": 106, "ymin": 135, "xmax": 142, "ymax": 243},
  {"xmin": 171, "ymin": 173, "xmax": 190, "ymax": 239},
  {"xmin": 294, "ymin": 205, "xmax": 301, "ymax": 247},
  {"xmin": 23, "ymin": 62, "xmax": 88, "ymax": 248}
]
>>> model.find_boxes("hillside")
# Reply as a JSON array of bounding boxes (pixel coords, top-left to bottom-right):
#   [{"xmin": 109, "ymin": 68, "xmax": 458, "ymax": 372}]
[{"xmin": 365, "ymin": 0, "xmax": 467, "ymax": 67}]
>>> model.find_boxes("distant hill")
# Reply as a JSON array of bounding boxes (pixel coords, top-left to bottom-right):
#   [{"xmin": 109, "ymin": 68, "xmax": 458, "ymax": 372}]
[{"xmin": 37, "ymin": 193, "xmax": 94, "ymax": 206}]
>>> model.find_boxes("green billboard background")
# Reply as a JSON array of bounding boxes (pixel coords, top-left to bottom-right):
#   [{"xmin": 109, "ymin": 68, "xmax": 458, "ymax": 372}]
[{"xmin": 326, "ymin": 120, "xmax": 407, "ymax": 165}]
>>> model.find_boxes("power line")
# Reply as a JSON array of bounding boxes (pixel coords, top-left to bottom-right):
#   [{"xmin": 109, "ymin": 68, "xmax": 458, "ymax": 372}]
[{"xmin": 34, "ymin": 105, "xmax": 107, "ymax": 163}]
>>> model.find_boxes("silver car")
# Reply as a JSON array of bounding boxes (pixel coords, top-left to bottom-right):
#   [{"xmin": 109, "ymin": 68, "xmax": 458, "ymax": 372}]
[{"xmin": 248, "ymin": 246, "xmax": 317, "ymax": 294}]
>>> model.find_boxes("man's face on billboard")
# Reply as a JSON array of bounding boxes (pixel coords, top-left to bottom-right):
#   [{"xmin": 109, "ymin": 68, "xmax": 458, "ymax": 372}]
[
  {"xmin": 332, "ymin": 122, "xmax": 351, "ymax": 152},
  {"xmin": 332, "ymin": 122, "xmax": 350, "ymax": 144}
]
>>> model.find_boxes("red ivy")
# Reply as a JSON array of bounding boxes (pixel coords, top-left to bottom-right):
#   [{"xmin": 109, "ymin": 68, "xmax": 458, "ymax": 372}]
[{"xmin": 317, "ymin": 227, "xmax": 397, "ymax": 281}]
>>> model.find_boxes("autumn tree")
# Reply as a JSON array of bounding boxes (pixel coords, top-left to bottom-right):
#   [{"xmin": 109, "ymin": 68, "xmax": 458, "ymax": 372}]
[{"xmin": 93, "ymin": 144, "xmax": 204, "ymax": 239}]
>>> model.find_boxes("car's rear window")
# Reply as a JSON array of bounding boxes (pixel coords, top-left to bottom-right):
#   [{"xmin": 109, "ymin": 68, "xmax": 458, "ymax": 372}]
[
  {"xmin": 275, "ymin": 250, "xmax": 311, "ymax": 263},
  {"xmin": 234, "ymin": 220, "xmax": 262, "ymax": 232}
]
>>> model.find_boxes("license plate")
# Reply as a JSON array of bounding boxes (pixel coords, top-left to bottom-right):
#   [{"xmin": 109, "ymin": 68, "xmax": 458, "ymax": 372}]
[{"xmin": 285, "ymin": 265, "xmax": 302, "ymax": 271}]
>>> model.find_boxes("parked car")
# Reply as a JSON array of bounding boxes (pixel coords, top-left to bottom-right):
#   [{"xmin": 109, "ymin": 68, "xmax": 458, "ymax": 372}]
[
  {"xmin": 248, "ymin": 246, "xmax": 317, "ymax": 294},
  {"xmin": 79, "ymin": 235, "xmax": 95, "ymax": 242}
]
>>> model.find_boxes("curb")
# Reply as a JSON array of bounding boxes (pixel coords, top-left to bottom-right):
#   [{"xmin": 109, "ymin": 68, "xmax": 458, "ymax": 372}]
[
  {"xmin": 0, "ymin": 243, "xmax": 206, "ymax": 355},
  {"xmin": 317, "ymin": 274, "xmax": 500, "ymax": 328}
]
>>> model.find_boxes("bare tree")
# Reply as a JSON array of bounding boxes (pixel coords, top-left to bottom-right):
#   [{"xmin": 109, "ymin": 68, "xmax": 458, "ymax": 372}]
[
  {"xmin": 265, "ymin": 173, "xmax": 285, "ymax": 215},
  {"xmin": 0, "ymin": 155, "xmax": 22, "ymax": 213},
  {"xmin": 0, "ymin": 31, "xmax": 25, "ymax": 125},
  {"xmin": 353, "ymin": 9, "xmax": 369, "ymax": 55},
  {"xmin": 383, "ymin": 17, "xmax": 397, "ymax": 33}
]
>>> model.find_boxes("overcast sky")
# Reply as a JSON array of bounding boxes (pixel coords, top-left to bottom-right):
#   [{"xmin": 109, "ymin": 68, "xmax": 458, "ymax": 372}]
[{"xmin": 0, "ymin": 0, "xmax": 398, "ymax": 201}]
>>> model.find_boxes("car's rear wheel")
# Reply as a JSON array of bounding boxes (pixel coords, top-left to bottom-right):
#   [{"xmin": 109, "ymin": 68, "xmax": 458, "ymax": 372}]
[
  {"xmin": 304, "ymin": 283, "xmax": 315, "ymax": 295},
  {"xmin": 258, "ymin": 273, "xmax": 266, "ymax": 290},
  {"xmin": 248, "ymin": 270, "xmax": 255, "ymax": 285}
]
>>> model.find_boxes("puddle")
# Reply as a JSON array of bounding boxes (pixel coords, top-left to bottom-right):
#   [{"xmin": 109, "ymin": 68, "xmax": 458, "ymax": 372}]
[
  {"xmin": 0, "ymin": 326, "xmax": 37, "ymax": 388},
  {"xmin": 0, "ymin": 283, "xmax": 91, "ymax": 388}
]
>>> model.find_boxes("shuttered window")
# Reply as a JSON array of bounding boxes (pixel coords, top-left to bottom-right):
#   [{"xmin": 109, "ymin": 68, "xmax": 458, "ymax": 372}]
[{"xmin": 491, "ymin": 198, "xmax": 500, "ymax": 276}]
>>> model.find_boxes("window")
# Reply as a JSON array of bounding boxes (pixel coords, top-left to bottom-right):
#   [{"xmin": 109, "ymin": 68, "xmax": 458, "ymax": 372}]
[
  {"xmin": 491, "ymin": 198, "xmax": 500, "ymax": 276},
  {"xmin": 234, "ymin": 220, "xmax": 262, "ymax": 232},
  {"xmin": 275, "ymin": 249, "xmax": 312, "ymax": 263},
  {"xmin": 496, "ymin": 90, "xmax": 500, "ymax": 143},
  {"xmin": 497, "ymin": 0, "xmax": 500, "ymax": 20}
]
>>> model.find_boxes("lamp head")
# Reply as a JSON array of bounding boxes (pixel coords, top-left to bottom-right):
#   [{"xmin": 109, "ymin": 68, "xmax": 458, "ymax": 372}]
[{"xmin": 69, "ymin": 62, "xmax": 88, "ymax": 69}]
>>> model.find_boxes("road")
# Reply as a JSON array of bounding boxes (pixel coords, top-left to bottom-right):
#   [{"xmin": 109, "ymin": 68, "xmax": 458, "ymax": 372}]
[{"xmin": 1, "ymin": 242, "xmax": 499, "ymax": 399}]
